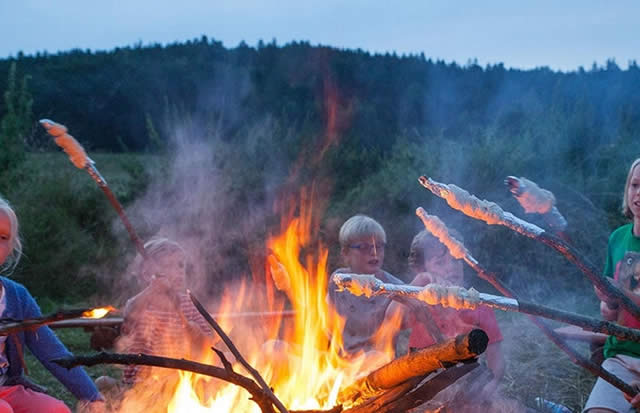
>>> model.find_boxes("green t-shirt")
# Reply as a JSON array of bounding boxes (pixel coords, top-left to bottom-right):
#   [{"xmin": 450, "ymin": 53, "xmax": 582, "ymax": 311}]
[{"xmin": 603, "ymin": 223, "xmax": 640, "ymax": 359}]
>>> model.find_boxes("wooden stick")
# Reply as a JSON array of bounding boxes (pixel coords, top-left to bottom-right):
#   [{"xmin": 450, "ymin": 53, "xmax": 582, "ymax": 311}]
[
  {"xmin": 39, "ymin": 119, "xmax": 147, "ymax": 258},
  {"xmin": 0, "ymin": 308, "xmax": 110, "ymax": 336},
  {"xmin": 414, "ymin": 207, "xmax": 638, "ymax": 398},
  {"xmin": 418, "ymin": 176, "xmax": 640, "ymax": 321},
  {"xmin": 54, "ymin": 351, "xmax": 344, "ymax": 413},
  {"xmin": 54, "ymin": 352, "xmax": 278, "ymax": 413},
  {"xmin": 49, "ymin": 317, "xmax": 124, "ymax": 329},
  {"xmin": 188, "ymin": 291, "xmax": 290, "ymax": 413},
  {"xmin": 333, "ymin": 273, "xmax": 640, "ymax": 343},
  {"xmin": 337, "ymin": 329, "xmax": 488, "ymax": 406}
]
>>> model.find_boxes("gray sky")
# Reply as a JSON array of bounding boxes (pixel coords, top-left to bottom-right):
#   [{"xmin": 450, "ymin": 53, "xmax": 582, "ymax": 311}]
[{"xmin": 1, "ymin": 0, "xmax": 638, "ymax": 71}]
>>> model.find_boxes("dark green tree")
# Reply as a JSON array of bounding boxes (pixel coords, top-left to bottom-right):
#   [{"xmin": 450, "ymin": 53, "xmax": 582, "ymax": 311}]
[{"xmin": 0, "ymin": 62, "xmax": 32, "ymax": 173}]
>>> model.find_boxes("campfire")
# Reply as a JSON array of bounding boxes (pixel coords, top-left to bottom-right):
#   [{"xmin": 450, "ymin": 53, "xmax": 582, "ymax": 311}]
[
  {"xmin": 52, "ymin": 190, "xmax": 496, "ymax": 413},
  {"xmin": 51, "ymin": 177, "xmax": 640, "ymax": 411},
  {"xmin": 41, "ymin": 119, "xmax": 640, "ymax": 410}
]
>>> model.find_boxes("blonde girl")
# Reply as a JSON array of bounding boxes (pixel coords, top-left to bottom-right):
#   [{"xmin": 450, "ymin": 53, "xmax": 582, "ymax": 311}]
[{"xmin": 0, "ymin": 195, "xmax": 104, "ymax": 412}]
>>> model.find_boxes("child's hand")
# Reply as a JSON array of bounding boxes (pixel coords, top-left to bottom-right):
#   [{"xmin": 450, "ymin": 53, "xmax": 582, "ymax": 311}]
[
  {"xmin": 410, "ymin": 272, "xmax": 435, "ymax": 287},
  {"xmin": 76, "ymin": 399, "xmax": 106, "ymax": 413},
  {"xmin": 623, "ymin": 381, "xmax": 640, "ymax": 409},
  {"xmin": 595, "ymin": 283, "xmax": 620, "ymax": 305},
  {"xmin": 600, "ymin": 301, "xmax": 619, "ymax": 321},
  {"xmin": 149, "ymin": 274, "xmax": 172, "ymax": 294}
]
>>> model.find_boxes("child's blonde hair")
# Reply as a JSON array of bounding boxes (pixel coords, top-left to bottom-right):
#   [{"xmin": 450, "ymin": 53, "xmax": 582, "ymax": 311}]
[
  {"xmin": 0, "ymin": 195, "xmax": 22, "ymax": 272},
  {"xmin": 623, "ymin": 158, "xmax": 640, "ymax": 219},
  {"xmin": 339, "ymin": 215, "xmax": 386, "ymax": 247}
]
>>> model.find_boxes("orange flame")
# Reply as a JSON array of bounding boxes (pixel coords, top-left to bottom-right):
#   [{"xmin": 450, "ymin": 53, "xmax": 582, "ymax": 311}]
[
  {"xmin": 119, "ymin": 193, "xmax": 400, "ymax": 412},
  {"xmin": 81, "ymin": 306, "xmax": 115, "ymax": 319}
]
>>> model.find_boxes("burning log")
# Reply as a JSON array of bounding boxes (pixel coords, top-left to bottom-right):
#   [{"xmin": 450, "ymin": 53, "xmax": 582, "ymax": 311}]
[
  {"xmin": 337, "ymin": 329, "xmax": 488, "ymax": 406},
  {"xmin": 414, "ymin": 206, "xmax": 638, "ymax": 399},
  {"xmin": 40, "ymin": 119, "xmax": 147, "ymax": 258},
  {"xmin": 418, "ymin": 176, "xmax": 640, "ymax": 321},
  {"xmin": 188, "ymin": 291, "xmax": 290, "ymax": 413},
  {"xmin": 343, "ymin": 362, "xmax": 480, "ymax": 413},
  {"xmin": 333, "ymin": 273, "xmax": 640, "ymax": 343},
  {"xmin": 0, "ymin": 307, "xmax": 114, "ymax": 336}
]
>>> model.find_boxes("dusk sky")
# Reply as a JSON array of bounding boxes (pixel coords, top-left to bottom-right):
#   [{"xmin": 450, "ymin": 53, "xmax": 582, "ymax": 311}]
[{"xmin": 1, "ymin": 0, "xmax": 638, "ymax": 71}]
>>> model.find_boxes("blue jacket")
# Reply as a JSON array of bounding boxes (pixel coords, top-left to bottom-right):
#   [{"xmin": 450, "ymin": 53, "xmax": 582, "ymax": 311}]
[{"xmin": 1, "ymin": 276, "xmax": 101, "ymax": 401}]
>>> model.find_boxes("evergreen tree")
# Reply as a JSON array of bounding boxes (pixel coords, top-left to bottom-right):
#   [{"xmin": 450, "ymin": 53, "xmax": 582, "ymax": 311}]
[{"xmin": 0, "ymin": 62, "xmax": 32, "ymax": 173}]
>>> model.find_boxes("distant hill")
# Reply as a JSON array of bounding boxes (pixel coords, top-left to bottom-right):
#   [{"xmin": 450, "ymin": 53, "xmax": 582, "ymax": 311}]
[{"xmin": 1, "ymin": 37, "xmax": 639, "ymax": 156}]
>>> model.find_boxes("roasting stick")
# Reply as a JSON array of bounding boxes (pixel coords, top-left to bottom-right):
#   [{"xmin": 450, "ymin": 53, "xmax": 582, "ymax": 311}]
[
  {"xmin": 418, "ymin": 176, "xmax": 640, "ymax": 321},
  {"xmin": 0, "ymin": 307, "xmax": 113, "ymax": 336},
  {"xmin": 188, "ymin": 291, "xmax": 289, "ymax": 413},
  {"xmin": 39, "ymin": 119, "xmax": 146, "ymax": 258},
  {"xmin": 332, "ymin": 273, "xmax": 640, "ymax": 343},
  {"xmin": 411, "ymin": 207, "xmax": 637, "ymax": 398},
  {"xmin": 39, "ymin": 119, "xmax": 197, "ymax": 329}
]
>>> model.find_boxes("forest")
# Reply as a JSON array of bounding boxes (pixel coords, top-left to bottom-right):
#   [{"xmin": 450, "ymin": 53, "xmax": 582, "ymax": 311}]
[{"xmin": 0, "ymin": 36, "xmax": 638, "ymax": 307}]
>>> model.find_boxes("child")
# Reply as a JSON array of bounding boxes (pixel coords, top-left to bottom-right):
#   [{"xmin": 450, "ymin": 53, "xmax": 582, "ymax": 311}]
[
  {"xmin": 0, "ymin": 195, "xmax": 104, "ymax": 413},
  {"xmin": 96, "ymin": 237, "xmax": 217, "ymax": 412},
  {"xmin": 328, "ymin": 215, "xmax": 404, "ymax": 356},
  {"xmin": 405, "ymin": 230, "xmax": 504, "ymax": 392},
  {"xmin": 585, "ymin": 157, "xmax": 640, "ymax": 413},
  {"xmin": 114, "ymin": 238, "xmax": 212, "ymax": 383}
]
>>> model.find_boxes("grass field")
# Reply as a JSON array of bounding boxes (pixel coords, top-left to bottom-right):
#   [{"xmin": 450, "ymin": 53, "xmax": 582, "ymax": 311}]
[{"xmin": 25, "ymin": 328, "xmax": 121, "ymax": 410}]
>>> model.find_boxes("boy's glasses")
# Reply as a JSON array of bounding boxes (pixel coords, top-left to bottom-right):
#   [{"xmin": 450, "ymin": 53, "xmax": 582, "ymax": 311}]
[{"xmin": 349, "ymin": 242, "xmax": 386, "ymax": 253}]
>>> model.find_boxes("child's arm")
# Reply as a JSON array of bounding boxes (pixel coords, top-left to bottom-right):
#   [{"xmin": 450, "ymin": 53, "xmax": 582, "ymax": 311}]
[{"xmin": 19, "ymin": 290, "xmax": 102, "ymax": 402}]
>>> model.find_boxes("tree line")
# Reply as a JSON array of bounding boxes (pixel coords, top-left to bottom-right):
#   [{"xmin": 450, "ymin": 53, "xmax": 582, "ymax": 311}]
[{"xmin": 0, "ymin": 37, "xmax": 638, "ymax": 301}]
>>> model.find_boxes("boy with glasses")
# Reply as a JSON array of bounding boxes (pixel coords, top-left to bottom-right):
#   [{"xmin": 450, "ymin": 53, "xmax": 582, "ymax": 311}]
[{"xmin": 328, "ymin": 215, "xmax": 404, "ymax": 356}]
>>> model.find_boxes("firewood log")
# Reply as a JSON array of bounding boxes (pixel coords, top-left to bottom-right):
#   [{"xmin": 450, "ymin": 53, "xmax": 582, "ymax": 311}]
[{"xmin": 338, "ymin": 329, "xmax": 488, "ymax": 405}]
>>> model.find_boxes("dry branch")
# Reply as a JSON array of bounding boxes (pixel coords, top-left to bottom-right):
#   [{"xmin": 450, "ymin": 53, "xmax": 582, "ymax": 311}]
[
  {"xmin": 54, "ymin": 352, "xmax": 343, "ymax": 413},
  {"xmin": 418, "ymin": 176, "xmax": 640, "ymax": 321},
  {"xmin": 337, "ymin": 329, "xmax": 488, "ymax": 406},
  {"xmin": 188, "ymin": 291, "xmax": 289, "ymax": 413},
  {"xmin": 53, "ymin": 352, "xmax": 277, "ymax": 413},
  {"xmin": 414, "ymin": 206, "xmax": 638, "ymax": 398}
]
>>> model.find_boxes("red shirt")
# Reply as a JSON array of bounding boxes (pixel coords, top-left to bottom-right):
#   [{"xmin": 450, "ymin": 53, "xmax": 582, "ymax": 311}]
[{"xmin": 408, "ymin": 305, "xmax": 503, "ymax": 349}]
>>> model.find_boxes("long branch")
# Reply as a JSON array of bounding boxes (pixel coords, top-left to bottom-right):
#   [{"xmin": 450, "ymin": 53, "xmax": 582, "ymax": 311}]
[
  {"xmin": 418, "ymin": 176, "xmax": 640, "ymax": 321},
  {"xmin": 54, "ymin": 352, "xmax": 343, "ymax": 413},
  {"xmin": 413, "ymin": 207, "xmax": 637, "ymax": 398},
  {"xmin": 53, "ymin": 352, "xmax": 277, "ymax": 413},
  {"xmin": 188, "ymin": 291, "xmax": 290, "ymax": 413}
]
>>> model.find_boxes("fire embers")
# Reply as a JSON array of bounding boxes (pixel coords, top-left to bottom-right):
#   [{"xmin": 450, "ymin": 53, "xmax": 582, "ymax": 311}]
[{"xmin": 619, "ymin": 252, "xmax": 640, "ymax": 295}]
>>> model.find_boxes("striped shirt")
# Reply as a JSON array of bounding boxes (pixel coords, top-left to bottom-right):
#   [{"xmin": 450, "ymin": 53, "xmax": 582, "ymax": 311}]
[{"xmin": 118, "ymin": 290, "xmax": 211, "ymax": 384}]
